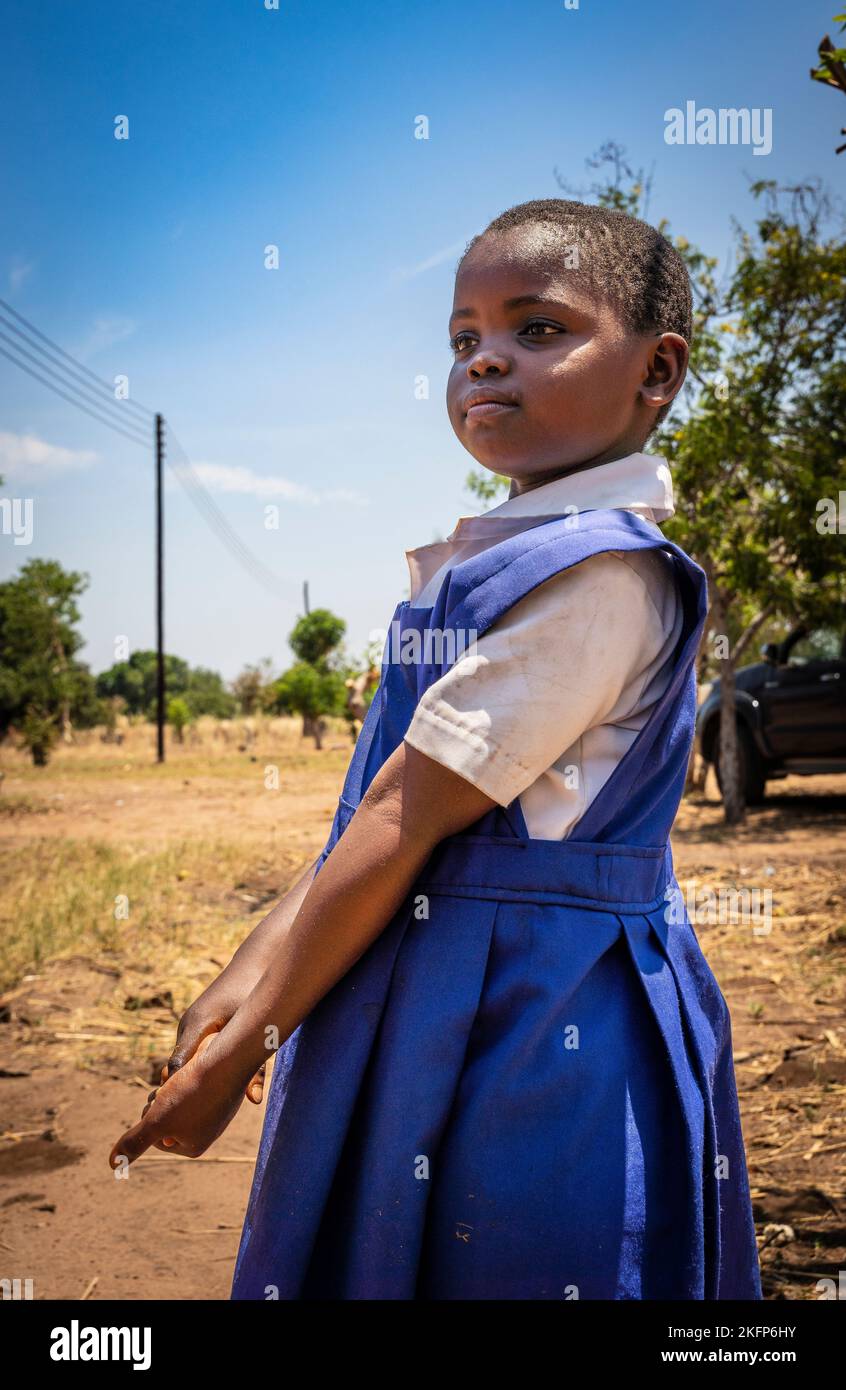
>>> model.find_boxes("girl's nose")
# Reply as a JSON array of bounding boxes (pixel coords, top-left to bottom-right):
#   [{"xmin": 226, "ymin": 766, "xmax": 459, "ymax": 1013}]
[{"xmin": 467, "ymin": 347, "xmax": 511, "ymax": 378}]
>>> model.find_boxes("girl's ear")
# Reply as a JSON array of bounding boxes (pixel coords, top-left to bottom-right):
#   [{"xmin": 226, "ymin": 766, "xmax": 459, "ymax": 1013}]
[{"xmin": 640, "ymin": 332, "xmax": 689, "ymax": 412}]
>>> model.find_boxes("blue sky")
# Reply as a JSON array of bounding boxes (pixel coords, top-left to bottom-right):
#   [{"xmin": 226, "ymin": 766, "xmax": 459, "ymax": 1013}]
[{"xmin": 1, "ymin": 0, "xmax": 843, "ymax": 679}]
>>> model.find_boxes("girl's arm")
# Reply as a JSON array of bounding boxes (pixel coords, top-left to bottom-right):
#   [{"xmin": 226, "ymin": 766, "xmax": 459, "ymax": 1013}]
[
  {"xmin": 162, "ymin": 855, "xmax": 320, "ymax": 1081},
  {"xmin": 206, "ymin": 740, "xmax": 498, "ymax": 1092},
  {"xmin": 110, "ymin": 742, "xmax": 497, "ymax": 1165}
]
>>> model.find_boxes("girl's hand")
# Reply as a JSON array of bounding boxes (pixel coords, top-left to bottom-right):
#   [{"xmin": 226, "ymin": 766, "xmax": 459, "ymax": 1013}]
[
  {"xmin": 162, "ymin": 969, "xmax": 267, "ymax": 1104},
  {"xmin": 159, "ymin": 856, "xmax": 320, "ymax": 1105},
  {"xmin": 108, "ymin": 1032, "xmax": 247, "ymax": 1169}
]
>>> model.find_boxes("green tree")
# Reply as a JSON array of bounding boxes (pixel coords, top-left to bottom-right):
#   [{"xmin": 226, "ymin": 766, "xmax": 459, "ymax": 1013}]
[
  {"xmin": 167, "ymin": 696, "xmax": 192, "ymax": 743},
  {"xmin": 231, "ymin": 658, "xmax": 275, "ymax": 715},
  {"xmin": 659, "ymin": 179, "xmax": 846, "ymax": 821},
  {"xmin": 96, "ymin": 651, "xmax": 236, "ymax": 719},
  {"xmin": 100, "ymin": 694, "xmax": 128, "ymax": 743},
  {"xmin": 272, "ymin": 662, "xmax": 346, "ymax": 749},
  {"xmin": 96, "ymin": 651, "xmax": 189, "ymax": 715},
  {"xmin": 18, "ymin": 707, "xmax": 57, "ymax": 767},
  {"xmin": 270, "ymin": 608, "xmax": 348, "ymax": 747},
  {"xmin": 810, "ymin": 11, "xmax": 846, "ymax": 154},
  {"xmin": 289, "ymin": 609, "xmax": 347, "ymax": 666},
  {"xmin": 0, "ymin": 559, "xmax": 94, "ymax": 765},
  {"xmin": 183, "ymin": 666, "xmax": 236, "ymax": 719}
]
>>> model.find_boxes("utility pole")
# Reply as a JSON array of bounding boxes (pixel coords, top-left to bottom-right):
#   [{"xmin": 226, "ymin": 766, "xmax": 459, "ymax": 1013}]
[
  {"xmin": 155, "ymin": 413, "xmax": 165, "ymax": 763},
  {"xmin": 302, "ymin": 579, "xmax": 310, "ymax": 615}
]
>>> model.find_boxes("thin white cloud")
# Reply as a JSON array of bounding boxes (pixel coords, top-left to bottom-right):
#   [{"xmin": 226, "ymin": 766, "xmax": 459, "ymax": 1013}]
[
  {"xmin": 74, "ymin": 316, "xmax": 137, "ymax": 361},
  {"xmin": 8, "ymin": 257, "xmax": 35, "ymax": 293},
  {"xmin": 392, "ymin": 238, "xmax": 467, "ymax": 282},
  {"xmin": 0, "ymin": 431, "xmax": 98, "ymax": 478},
  {"xmin": 189, "ymin": 462, "xmax": 367, "ymax": 506},
  {"xmin": 320, "ymin": 488, "xmax": 369, "ymax": 505},
  {"xmin": 226, "ymin": 418, "xmax": 389, "ymax": 448}
]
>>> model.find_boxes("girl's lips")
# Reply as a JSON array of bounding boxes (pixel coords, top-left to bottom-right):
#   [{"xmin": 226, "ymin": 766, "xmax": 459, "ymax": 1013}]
[{"xmin": 466, "ymin": 401, "xmax": 519, "ymax": 420}]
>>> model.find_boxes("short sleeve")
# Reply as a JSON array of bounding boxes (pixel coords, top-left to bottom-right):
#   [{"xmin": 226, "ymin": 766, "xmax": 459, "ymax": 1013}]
[{"xmin": 403, "ymin": 550, "xmax": 673, "ymax": 805}]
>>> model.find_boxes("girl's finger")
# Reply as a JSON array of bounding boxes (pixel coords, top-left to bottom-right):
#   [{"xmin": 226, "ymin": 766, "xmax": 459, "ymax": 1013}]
[
  {"xmin": 108, "ymin": 1113, "xmax": 163, "ymax": 1169},
  {"xmin": 164, "ymin": 1019, "xmax": 223, "ymax": 1081},
  {"xmin": 245, "ymin": 1063, "xmax": 266, "ymax": 1104}
]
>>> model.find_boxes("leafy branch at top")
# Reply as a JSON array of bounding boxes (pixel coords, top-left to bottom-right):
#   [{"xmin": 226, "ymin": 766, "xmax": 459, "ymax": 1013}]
[{"xmin": 810, "ymin": 11, "xmax": 846, "ymax": 152}]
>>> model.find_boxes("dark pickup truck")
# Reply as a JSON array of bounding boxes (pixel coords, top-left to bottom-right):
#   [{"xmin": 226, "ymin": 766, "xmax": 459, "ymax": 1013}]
[{"xmin": 696, "ymin": 624, "xmax": 846, "ymax": 803}]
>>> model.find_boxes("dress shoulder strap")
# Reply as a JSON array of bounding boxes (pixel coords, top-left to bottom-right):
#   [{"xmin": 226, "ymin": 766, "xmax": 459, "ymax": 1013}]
[{"xmin": 431, "ymin": 508, "xmax": 705, "ymax": 644}]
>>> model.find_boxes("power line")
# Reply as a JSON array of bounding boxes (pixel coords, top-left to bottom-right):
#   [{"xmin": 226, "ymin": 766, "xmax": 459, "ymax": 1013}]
[
  {"xmin": 166, "ymin": 427, "xmax": 295, "ymax": 600},
  {"xmin": 0, "ymin": 297, "xmax": 155, "ymax": 423},
  {"xmin": 0, "ymin": 311, "xmax": 154, "ymax": 432},
  {"xmin": 0, "ymin": 333, "xmax": 150, "ymax": 447},
  {"xmin": 167, "ymin": 430, "xmax": 295, "ymax": 598},
  {"xmin": 0, "ymin": 301, "xmax": 294, "ymax": 600},
  {"xmin": 0, "ymin": 303, "xmax": 165, "ymax": 759},
  {"xmin": 0, "ymin": 343, "xmax": 152, "ymax": 448},
  {"xmin": 0, "ymin": 302, "xmax": 299, "ymax": 764},
  {"xmin": 169, "ymin": 463, "xmax": 295, "ymax": 600}
]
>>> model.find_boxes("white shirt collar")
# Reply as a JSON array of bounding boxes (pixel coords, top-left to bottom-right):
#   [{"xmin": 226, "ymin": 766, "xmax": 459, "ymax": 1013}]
[
  {"xmin": 406, "ymin": 452, "xmax": 674, "ymax": 603},
  {"xmin": 478, "ymin": 450, "xmax": 673, "ymax": 523},
  {"xmin": 450, "ymin": 451, "xmax": 674, "ymax": 537}
]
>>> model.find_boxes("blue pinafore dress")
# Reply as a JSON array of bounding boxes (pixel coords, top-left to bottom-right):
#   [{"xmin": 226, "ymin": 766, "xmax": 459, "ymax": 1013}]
[{"xmin": 231, "ymin": 509, "xmax": 763, "ymax": 1301}]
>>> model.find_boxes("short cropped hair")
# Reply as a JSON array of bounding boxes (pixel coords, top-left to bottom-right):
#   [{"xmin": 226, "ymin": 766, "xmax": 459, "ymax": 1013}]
[{"xmin": 458, "ymin": 199, "xmax": 692, "ymax": 429}]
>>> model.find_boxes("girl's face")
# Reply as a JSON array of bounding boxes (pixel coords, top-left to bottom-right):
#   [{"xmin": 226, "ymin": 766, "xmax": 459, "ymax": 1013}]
[{"xmin": 446, "ymin": 225, "xmax": 681, "ymax": 494}]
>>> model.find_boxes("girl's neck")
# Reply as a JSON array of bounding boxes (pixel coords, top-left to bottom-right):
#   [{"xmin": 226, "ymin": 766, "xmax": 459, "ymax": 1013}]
[{"xmin": 507, "ymin": 445, "xmax": 645, "ymax": 500}]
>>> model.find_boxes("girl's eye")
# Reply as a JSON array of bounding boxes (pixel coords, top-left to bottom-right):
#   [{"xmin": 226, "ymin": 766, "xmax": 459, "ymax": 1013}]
[
  {"xmin": 449, "ymin": 320, "xmax": 564, "ymax": 353},
  {"xmin": 521, "ymin": 320, "xmax": 564, "ymax": 338}
]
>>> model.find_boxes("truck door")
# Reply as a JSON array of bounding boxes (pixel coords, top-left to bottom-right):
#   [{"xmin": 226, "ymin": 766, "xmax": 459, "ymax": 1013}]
[{"xmin": 760, "ymin": 627, "xmax": 846, "ymax": 758}]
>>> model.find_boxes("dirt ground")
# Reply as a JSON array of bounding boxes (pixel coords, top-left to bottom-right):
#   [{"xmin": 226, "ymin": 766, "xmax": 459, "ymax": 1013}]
[{"xmin": 1, "ymin": 723, "xmax": 844, "ymax": 1301}]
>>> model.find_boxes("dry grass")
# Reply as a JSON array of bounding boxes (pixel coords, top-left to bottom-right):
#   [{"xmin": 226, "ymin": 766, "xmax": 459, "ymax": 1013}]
[
  {"xmin": 0, "ymin": 714, "xmax": 352, "ymax": 998},
  {"xmin": 1, "ymin": 835, "xmax": 254, "ymax": 995}
]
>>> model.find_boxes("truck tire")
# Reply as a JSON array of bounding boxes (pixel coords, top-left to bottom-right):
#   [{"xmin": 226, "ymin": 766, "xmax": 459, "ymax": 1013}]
[{"xmin": 716, "ymin": 724, "xmax": 766, "ymax": 806}]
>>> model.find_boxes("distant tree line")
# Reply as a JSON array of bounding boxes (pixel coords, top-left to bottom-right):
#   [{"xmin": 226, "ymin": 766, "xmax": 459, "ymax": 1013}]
[
  {"xmin": 0, "ymin": 556, "xmax": 370, "ymax": 765},
  {"xmin": 96, "ymin": 650, "xmax": 237, "ymax": 720}
]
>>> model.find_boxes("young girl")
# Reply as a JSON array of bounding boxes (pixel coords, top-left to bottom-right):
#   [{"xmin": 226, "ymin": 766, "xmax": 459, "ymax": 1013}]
[{"xmin": 110, "ymin": 198, "xmax": 763, "ymax": 1301}]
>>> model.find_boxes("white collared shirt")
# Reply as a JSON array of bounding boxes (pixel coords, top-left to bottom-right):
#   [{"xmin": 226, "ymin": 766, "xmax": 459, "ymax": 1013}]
[{"xmin": 402, "ymin": 452, "xmax": 683, "ymax": 840}]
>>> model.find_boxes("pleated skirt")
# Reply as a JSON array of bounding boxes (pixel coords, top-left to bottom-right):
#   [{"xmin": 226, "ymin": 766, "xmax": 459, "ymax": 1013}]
[{"xmin": 230, "ymin": 835, "xmax": 762, "ymax": 1300}]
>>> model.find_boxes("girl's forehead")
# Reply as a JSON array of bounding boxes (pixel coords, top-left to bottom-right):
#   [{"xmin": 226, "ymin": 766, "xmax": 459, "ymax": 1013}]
[
  {"xmin": 450, "ymin": 246, "xmax": 608, "ymax": 326},
  {"xmin": 456, "ymin": 224, "xmax": 569, "ymax": 290}
]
